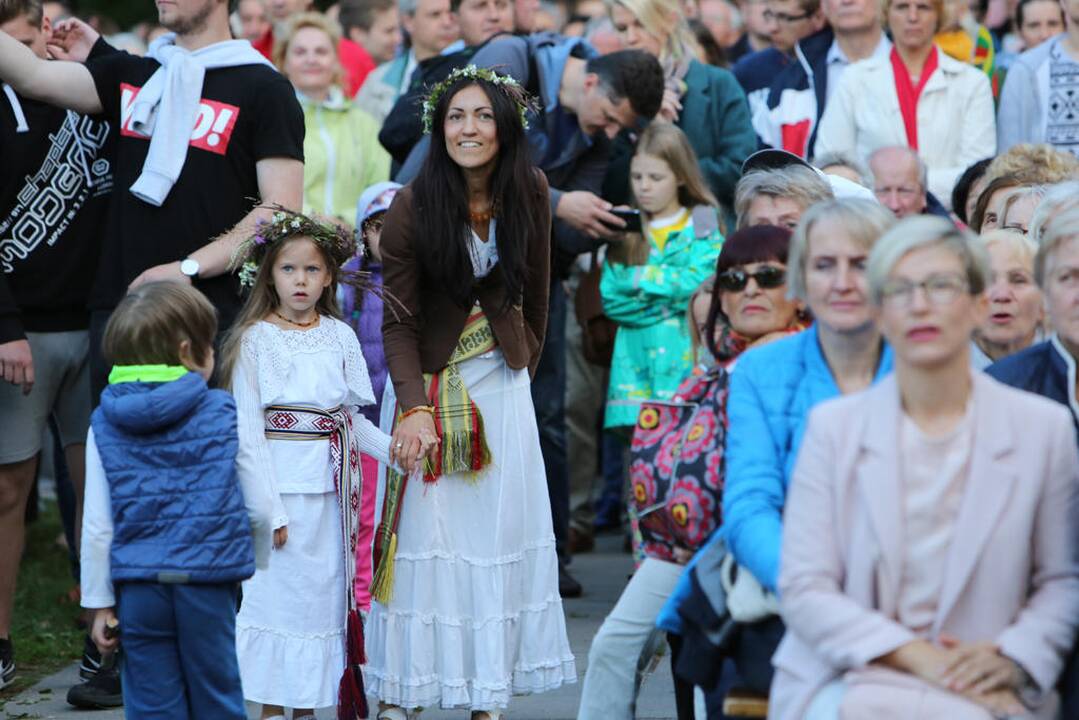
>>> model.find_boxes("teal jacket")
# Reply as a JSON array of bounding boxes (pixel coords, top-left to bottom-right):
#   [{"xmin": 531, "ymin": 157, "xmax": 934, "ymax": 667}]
[
  {"xmin": 601, "ymin": 208, "xmax": 723, "ymax": 429},
  {"xmin": 603, "ymin": 60, "xmax": 756, "ymax": 224}
]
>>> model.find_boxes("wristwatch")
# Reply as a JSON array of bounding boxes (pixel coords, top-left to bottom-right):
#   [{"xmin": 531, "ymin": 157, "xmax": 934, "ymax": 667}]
[{"xmin": 180, "ymin": 257, "xmax": 200, "ymax": 279}]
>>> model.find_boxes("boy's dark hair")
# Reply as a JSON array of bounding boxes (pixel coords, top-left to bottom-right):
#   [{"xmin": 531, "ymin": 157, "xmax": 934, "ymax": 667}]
[
  {"xmin": 585, "ymin": 49, "xmax": 664, "ymax": 121},
  {"xmin": 103, "ymin": 282, "xmax": 218, "ymax": 367},
  {"xmin": 0, "ymin": 0, "xmax": 43, "ymax": 25},
  {"xmin": 339, "ymin": 0, "xmax": 396, "ymax": 34}
]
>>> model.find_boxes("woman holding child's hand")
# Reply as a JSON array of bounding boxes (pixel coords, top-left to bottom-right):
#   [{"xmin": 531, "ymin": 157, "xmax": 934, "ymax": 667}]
[
  {"xmin": 367, "ymin": 68, "xmax": 575, "ymax": 719},
  {"xmin": 388, "ymin": 410, "xmax": 440, "ymax": 472}
]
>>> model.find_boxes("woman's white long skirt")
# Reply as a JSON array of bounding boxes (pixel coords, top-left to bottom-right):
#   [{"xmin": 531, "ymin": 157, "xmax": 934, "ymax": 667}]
[{"xmin": 364, "ymin": 349, "xmax": 577, "ymax": 710}]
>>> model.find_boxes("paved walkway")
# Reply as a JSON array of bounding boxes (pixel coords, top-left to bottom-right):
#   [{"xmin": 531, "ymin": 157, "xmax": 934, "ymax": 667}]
[{"xmin": 1, "ymin": 536, "xmax": 676, "ymax": 720}]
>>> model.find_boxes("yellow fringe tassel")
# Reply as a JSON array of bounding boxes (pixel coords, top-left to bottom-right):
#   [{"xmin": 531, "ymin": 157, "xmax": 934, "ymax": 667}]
[{"xmin": 371, "ymin": 532, "xmax": 398, "ymax": 605}]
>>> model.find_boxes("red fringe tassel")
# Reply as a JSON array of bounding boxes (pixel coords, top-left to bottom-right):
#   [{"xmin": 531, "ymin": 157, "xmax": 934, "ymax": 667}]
[{"xmin": 337, "ymin": 609, "xmax": 369, "ymax": 720}]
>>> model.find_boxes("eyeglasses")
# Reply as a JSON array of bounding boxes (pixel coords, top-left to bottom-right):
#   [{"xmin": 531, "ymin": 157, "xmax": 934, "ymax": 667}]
[
  {"xmin": 880, "ymin": 273, "xmax": 969, "ymax": 307},
  {"xmin": 716, "ymin": 265, "xmax": 786, "ymax": 292},
  {"xmin": 762, "ymin": 9, "xmax": 811, "ymax": 23}
]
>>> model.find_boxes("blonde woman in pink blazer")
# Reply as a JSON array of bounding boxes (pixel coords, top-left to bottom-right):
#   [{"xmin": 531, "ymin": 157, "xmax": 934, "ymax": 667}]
[{"xmin": 771, "ymin": 216, "xmax": 1079, "ymax": 720}]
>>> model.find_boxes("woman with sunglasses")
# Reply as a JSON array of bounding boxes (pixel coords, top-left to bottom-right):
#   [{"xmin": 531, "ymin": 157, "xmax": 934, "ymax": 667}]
[
  {"xmin": 716, "ymin": 198, "xmax": 896, "ymax": 692},
  {"xmin": 773, "ymin": 216, "xmax": 1079, "ymax": 719},
  {"xmin": 579, "ymin": 226, "xmax": 804, "ymax": 720}
]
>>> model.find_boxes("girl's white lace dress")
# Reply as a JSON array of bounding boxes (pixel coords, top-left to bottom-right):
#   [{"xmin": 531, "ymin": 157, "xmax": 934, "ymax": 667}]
[{"xmin": 233, "ymin": 318, "xmax": 390, "ymax": 709}]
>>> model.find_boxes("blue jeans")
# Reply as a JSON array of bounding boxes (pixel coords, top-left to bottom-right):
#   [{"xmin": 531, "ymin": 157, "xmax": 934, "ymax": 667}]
[
  {"xmin": 530, "ymin": 279, "xmax": 569, "ymax": 561},
  {"xmin": 116, "ymin": 582, "xmax": 246, "ymax": 719}
]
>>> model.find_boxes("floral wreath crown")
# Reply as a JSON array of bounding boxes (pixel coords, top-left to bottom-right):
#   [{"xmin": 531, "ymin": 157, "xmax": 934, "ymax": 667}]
[
  {"xmin": 231, "ymin": 206, "xmax": 364, "ymax": 289},
  {"xmin": 421, "ymin": 64, "xmax": 538, "ymax": 135}
]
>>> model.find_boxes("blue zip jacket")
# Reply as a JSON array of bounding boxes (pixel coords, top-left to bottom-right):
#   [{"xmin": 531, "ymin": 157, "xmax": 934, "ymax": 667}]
[
  {"xmin": 91, "ymin": 372, "xmax": 255, "ymax": 585},
  {"xmin": 658, "ymin": 326, "xmax": 893, "ymax": 633}
]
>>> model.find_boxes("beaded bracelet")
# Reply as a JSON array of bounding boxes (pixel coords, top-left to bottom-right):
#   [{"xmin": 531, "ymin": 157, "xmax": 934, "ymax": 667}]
[{"xmin": 401, "ymin": 405, "xmax": 436, "ymax": 422}]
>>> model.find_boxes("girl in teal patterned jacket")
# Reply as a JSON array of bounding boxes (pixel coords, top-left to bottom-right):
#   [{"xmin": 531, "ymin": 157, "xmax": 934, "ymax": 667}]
[{"xmin": 601, "ymin": 124, "xmax": 724, "ymax": 430}]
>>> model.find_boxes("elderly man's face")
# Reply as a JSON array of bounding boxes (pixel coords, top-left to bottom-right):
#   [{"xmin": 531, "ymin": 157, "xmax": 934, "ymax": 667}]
[{"xmin": 871, "ymin": 150, "xmax": 926, "ymax": 218}]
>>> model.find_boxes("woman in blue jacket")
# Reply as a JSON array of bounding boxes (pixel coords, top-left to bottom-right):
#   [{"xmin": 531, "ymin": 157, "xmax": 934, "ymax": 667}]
[
  {"xmin": 601, "ymin": 0, "xmax": 757, "ymax": 222},
  {"xmin": 659, "ymin": 198, "xmax": 897, "ymax": 693}
]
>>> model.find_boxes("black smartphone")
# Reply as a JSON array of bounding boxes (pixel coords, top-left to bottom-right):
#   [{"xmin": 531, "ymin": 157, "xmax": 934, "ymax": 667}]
[{"xmin": 605, "ymin": 208, "xmax": 642, "ymax": 233}]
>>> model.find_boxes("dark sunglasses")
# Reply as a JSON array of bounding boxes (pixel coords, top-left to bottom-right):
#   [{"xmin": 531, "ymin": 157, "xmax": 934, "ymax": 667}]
[{"xmin": 716, "ymin": 265, "xmax": 786, "ymax": 292}]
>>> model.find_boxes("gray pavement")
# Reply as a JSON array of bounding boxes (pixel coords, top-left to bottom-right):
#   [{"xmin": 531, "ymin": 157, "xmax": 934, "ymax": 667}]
[{"xmin": 1, "ymin": 535, "xmax": 676, "ymax": 720}]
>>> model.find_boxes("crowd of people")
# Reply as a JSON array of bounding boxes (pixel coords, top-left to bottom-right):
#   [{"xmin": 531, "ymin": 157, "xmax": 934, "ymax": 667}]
[{"xmin": 0, "ymin": 0, "xmax": 1078, "ymax": 717}]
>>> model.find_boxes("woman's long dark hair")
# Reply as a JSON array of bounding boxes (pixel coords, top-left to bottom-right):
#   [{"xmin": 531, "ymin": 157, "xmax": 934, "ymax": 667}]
[{"xmin": 411, "ymin": 76, "xmax": 544, "ymax": 311}]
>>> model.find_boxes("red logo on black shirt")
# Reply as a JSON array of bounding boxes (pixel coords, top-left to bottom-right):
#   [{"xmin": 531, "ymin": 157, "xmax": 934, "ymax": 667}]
[{"xmin": 119, "ymin": 83, "xmax": 239, "ymax": 155}]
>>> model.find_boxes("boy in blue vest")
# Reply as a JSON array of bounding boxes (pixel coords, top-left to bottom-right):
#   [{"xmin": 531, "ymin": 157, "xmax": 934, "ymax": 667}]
[{"xmin": 79, "ymin": 281, "xmax": 273, "ymax": 718}]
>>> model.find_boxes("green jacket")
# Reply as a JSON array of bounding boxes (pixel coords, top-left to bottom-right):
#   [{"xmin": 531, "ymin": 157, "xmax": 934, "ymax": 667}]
[
  {"xmin": 600, "ymin": 209, "xmax": 723, "ymax": 429},
  {"xmin": 299, "ymin": 88, "xmax": 391, "ymax": 226}
]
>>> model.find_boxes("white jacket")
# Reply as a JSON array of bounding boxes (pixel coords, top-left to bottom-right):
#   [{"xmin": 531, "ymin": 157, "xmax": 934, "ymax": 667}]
[{"xmin": 814, "ymin": 47, "xmax": 996, "ymax": 207}]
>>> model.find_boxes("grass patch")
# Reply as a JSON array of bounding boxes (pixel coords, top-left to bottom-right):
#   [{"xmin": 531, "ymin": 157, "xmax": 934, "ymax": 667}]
[{"xmin": 1, "ymin": 500, "xmax": 83, "ymax": 703}]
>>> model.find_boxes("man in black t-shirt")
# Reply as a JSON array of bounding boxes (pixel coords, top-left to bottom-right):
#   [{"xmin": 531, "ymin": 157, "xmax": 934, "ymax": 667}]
[
  {"xmin": 0, "ymin": 0, "xmax": 304, "ymax": 396},
  {"xmin": 0, "ymin": 0, "xmax": 111, "ymax": 694}
]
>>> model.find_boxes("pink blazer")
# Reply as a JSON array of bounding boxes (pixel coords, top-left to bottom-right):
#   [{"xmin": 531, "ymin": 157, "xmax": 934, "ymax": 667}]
[{"xmin": 769, "ymin": 372, "xmax": 1079, "ymax": 719}]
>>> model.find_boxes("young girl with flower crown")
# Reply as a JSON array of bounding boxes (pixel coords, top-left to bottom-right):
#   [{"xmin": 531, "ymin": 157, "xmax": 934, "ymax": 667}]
[{"xmin": 219, "ymin": 210, "xmax": 435, "ymax": 720}]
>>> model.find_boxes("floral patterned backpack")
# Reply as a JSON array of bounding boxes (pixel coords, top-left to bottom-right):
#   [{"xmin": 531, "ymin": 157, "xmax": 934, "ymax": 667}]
[{"xmin": 629, "ymin": 364, "xmax": 729, "ymax": 563}]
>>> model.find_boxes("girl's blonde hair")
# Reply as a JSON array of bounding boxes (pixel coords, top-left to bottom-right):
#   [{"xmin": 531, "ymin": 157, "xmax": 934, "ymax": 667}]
[
  {"xmin": 273, "ymin": 12, "xmax": 345, "ymax": 92},
  {"xmin": 618, "ymin": 123, "xmax": 719, "ymax": 265},
  {"xmin": 607, "ymin": 0, "xmax": 700, "ymax": 68},
  {"xmin": 686, "ymin": 275, "xmax": 715, "ymax": 363},
  {"xmin": 218, "ymin": 235, "xmax": 344, "ymax": 389}
]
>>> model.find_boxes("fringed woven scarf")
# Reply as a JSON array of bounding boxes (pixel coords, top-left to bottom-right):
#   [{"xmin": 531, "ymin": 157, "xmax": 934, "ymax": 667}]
[
  {"xmin": 370, "ymin": 309, "xmax": 497, "ymax": 605},
  {"xmin": 263, "ymin": 404, "xmax": 368, "ymax": 720}
]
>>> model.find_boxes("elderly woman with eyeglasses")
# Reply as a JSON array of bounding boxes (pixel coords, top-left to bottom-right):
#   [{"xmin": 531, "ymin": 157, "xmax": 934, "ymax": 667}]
[{"xmin": 773, "ymin": 216, "xmax": 1079, "ymax": 720}]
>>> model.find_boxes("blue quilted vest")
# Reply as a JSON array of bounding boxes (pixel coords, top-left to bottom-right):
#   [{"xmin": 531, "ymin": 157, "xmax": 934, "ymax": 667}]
[{"xmin": 90, "ymin": 371, "xmax": 255, "ymax": 585}]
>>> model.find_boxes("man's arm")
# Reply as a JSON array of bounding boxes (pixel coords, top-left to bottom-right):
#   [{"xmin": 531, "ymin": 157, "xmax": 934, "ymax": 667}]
[
  {"xmin": 128, "ymin": 157, "xmax": 304, "ymax": 288},
  {"xmin": 0, "ymin": 29, "xmax": 101, "ymax": 113}
]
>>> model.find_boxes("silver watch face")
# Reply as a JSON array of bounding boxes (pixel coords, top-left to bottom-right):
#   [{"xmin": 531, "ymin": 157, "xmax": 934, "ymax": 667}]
[{"xmin": 180, "ymin": 259, "xmax": 199, "ymax": 277}]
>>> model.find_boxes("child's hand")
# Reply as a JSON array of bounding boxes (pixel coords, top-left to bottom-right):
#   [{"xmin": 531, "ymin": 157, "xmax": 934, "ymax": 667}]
[
  {"xmin": 414, "ymin": 429, "xmax": 440, "ymax": 472},
  {"xmin": 91, "ymin": 607, "xmax": 120, "ymax": 655},
  {"xmin": 273, "ymin": 526, "xmax": 289, "ymax": 549}
]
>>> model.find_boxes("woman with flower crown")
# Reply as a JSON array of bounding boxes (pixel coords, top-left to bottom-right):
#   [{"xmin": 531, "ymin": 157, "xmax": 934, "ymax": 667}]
[
  {"xmin": 217, "ymin": 211, "xmax": 434, "ymax": 720},
  {"xmin": 365, "ymin": 66, "xmax": 576, "ymax": 720}
]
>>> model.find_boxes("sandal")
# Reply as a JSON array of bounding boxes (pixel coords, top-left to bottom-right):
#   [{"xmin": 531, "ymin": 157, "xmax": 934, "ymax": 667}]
[
  {"xmin": 377, "ymin": 708, "xmax": 408, "ymax": 720},
  {"xmin": 470, "ymin": 711, "xmax": 504, "ymax": 720}
]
